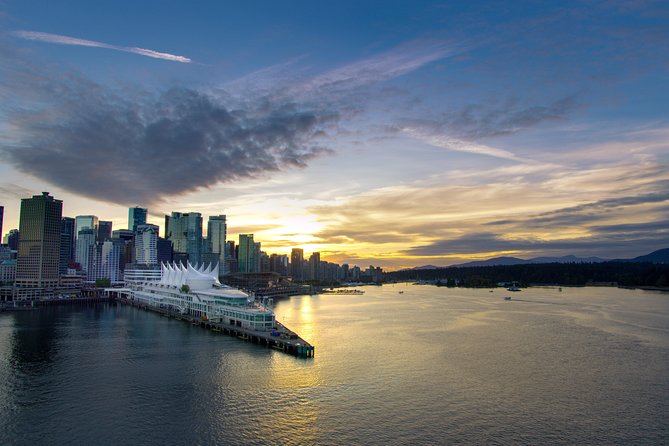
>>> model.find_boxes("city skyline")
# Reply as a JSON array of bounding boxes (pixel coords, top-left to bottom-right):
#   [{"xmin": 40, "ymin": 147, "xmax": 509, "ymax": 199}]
[{"xmin": 1, "ymin": 1, "xmax": 668, "ymax": 269}]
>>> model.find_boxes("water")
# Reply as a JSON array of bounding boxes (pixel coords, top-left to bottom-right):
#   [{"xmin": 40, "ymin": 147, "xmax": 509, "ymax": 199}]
[{"xmin": 1, "ymin": 285, "xmax": 667, "ymax": 445}]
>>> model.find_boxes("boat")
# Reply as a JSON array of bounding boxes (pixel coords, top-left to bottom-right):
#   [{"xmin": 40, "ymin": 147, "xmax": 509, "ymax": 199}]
[{"xmin": 507, "ymin": 282, "xmax": 521, "ymax": 292}]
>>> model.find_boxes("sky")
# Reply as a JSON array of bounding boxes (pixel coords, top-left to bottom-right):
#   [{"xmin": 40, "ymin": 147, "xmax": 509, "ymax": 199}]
[{"xmin": 0, "ymin": 0, "xmax": 668, "ymax": 269}]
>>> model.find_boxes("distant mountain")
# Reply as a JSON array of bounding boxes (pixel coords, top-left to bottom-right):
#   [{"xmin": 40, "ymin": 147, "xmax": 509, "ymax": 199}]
[
  {"xmin": 451, "ymin": 255, "xmax": 607, "ymax": 268},
  {"xmin": 626, "ymin": 248, "xmax": 669, "ymax": 264},
  {"xmin": 407, "ymin": 248, "xmax": 669, "ymax": 271}
]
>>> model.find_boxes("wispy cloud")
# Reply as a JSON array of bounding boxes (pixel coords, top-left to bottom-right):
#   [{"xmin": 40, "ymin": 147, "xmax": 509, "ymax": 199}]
[
  {"xmin": 291, "ymin": 38, "xmax": 462, "ymax": 97},
  {"xmin": 402, "ymin": 128, "xmax": 523, "ymax": 161},
  {"xmin": 11, "ymin": 30, "xmax": 191, "ymax": 63}
]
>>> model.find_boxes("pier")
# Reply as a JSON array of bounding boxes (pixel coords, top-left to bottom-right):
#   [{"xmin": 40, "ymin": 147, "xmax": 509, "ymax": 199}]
[{"xmin": 109, "ymin": 292, "xmax": 314, "ymax": 358}]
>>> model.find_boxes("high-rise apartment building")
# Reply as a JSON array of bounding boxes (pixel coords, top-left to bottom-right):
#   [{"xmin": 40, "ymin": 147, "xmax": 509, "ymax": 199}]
[
  {"xmin": 75, "ymin": 228, "xmax": 97, "ymax": 274},
  {"xmin": 90, "ymin": 239, "xmax": 123, "ymax": 284},
  {"xmin": 14, "ymin": 192, "xmax": 63, "ymax": 299},
  {"xmin": 207, "ymin": 215, "xmax": 227, "ymax": 274},
  {"xmin": 165, "ymin": 212, "xmax": 202, "ymax": 264},
  {"xmin": 308, "ymin": 252, "xmax": 321, "ymax": 281},
  {"xmin": 238, "ymin": 234, "xmax": 256, "ymax": 273},
  {"xmin": 157, "ymin": 237, "xmax": 173, "ymax": 264},
  {"xmin": 135, "ymin": 224, "xmax": 158, "ymax": 265},
  {"xmin": 59, "ymin": 217, "xmax": 75, "ymax": 275},
  {"xmin": 98, "ymin": 220, "xmax": 113, "ymax": 242},
  {"xmin": 112, "ymin": 229, "xmax": 135, "ymax": 271},
  {"xmin": 128, "ymin": 207, "xmax": 147, "ymax": 232},
  {"xmin": 290, "ymin": 248, "xmax": 304, "ymax": 280}
]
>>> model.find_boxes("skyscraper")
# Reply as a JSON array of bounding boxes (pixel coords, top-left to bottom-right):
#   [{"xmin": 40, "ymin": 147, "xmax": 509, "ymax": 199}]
[
  {"xmin": 59, "ymin": 217, "xmax": 75, "ymax": 275},
  {"xmin": 6, "ymin": 229, "xmax": 19, "ymax": 251},
  {"xmin": 75, "ymin": 228, "xmax": 96, "ymax": 274},
  {"xmin": 165, "ymin": 212, "xmax": 202, "ymax": 264},
  {"xmin": 15, "ymin": 192, "xmax": 63, "ymax": 299},
  {"xmin": 308, "ymin": 252, "xmax": 321, "ymax": 281},
  {"xmin": 207, "ymin": 215, "xmax": 227, "ymax": 274},
  {"xmin": 135, "ymin": 224, "xmax": 159, "ymax": 265},
  {"xmin": 290, "ymin": 248, "xmax": 304, "ymax": 280},
  {"xmin": 75, "ymin": 215, "xmax": 98, "ymax": 242},
  {"xmin": 238, "ymin": 234, "xmax": 255, "ymax": 273},
  {"xmin": 128, "ymin": 207, "xmax": 147, "ymax": 232},
  {"xmin": 98, "ymin": 220, "xmax": 113, "ymax": 242}
]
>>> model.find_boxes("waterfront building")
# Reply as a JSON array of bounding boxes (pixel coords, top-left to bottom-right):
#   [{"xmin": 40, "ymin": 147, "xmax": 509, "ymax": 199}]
[
  {"xmin": 59, "ymin": 217, "xmax": 75, "ymax": 275},
  {"xmin": 165, "ymin": 212, "xmax": 202, "ymax": 264},
  {"xmin": 238, "ymin": 234, "xmax": 257, "ymax": 273},
  {"xmin": 0, "ymin": 259, "xmax": 14, "ymax": 302},
  {"xmin": 98, "ymin": 220, "xmax": 113, "ymax": 242},
  {"xmin": 260, "ymin": 251, "xmax": 270, "ymax": 273},
  {"xmin": 290, "ymin": 248, "xmax": 304, "ymax": 280},
  {"xmin": 129, "ymin": 261, "xmax": 275, "ymax": 330},
  {"xmin": 75, "ymin": 215, "xmax": 98, "ymax": 242},
  {"xmin": 207, "ymin": 215, "xmax": 227, "ymax": 275},
  {"xmin": 15, "ymin": 192, "xmax": 63, "ymax": 300},
  {"xmin": 124, "ymin": 263, "xmax": 161, "ymax": 283},
  {"xmin": 93, "ymin": 239, "xmax": 124, "ymax": 284},
  {"xmin": 128, "ymin": 207, "xmax": 147, "ymax": 232},
  {"xmin": 135, "ymin": 224, "xmax": 159, "ymax": 265}
]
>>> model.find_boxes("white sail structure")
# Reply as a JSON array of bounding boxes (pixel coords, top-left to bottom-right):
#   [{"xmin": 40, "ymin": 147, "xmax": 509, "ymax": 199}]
[{"xmin": 160, "ymin": 261, "xmax": 221, "ymax": 290}]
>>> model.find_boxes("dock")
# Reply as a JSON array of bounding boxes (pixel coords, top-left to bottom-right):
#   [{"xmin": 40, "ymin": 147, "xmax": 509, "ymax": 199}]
[{"xmin": 113, "ymin": 295, "xmax": 314, "ymax": 358}]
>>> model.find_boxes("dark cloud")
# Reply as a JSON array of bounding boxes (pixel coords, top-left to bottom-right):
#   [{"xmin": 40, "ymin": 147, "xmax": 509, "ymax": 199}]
[
  {"xmin": 485, "ymin": 189, "xmax": 669, "ymax": 229},
  {"xmin": 0, "ymin": 51, "xmax": 337, "ymax": 206},
  {"xmin": 404, "ymin": 231, "xmax": 669, "ymax": 258}
]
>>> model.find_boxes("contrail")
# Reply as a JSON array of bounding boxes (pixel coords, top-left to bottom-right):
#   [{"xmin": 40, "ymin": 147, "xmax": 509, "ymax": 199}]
[{"xmin": 12, "ymin": 30, "xmax": 191, "ymax": 63}]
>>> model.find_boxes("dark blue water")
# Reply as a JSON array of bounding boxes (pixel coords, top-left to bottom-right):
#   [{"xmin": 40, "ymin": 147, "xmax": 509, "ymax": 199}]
[{"xmin": 1, "ymin": 285, "xmax": 668, "ymax": 445}]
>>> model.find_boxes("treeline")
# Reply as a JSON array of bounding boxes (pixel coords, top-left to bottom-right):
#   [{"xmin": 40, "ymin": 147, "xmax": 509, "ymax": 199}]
[{"xmin": 385, "ymin": 262, "xmax": 669, "ymax": 288}]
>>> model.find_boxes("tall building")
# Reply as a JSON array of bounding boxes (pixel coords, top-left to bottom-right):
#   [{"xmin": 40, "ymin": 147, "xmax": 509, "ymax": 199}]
[
  {"xmin": 91, "ymin": 239, "xmax": 123, "ymax": 284},
  {"xmin": 128, "ymin": 207, "xmax": 147, "ymax": 232},
  {"xmin": 165, "ymin": 212, "xmax": 202, "ymax": 264},
  {"xmin": 98, "ymin": 220, "xmax": 113, "ymax": 242},
  {"xmin": 290, "ymin": 248, "xmax": 304, "ymax": 280},
  {"xmin": 15, "ymin": 192, "xmax": 63, "ymax": 299},
  {"xmin": 112, "ymin": 229, "xmax": 135, "ymax": 271},
  {"xmin": 135, "ymin": 224, "xmax": 158, "ymax": 265},
  {"xmin": 6, "ymin": 229, "xmax": 19, "ymax": 251},
  {"xmin": 207, "ymin": 215, "xmax": 227, "ymax": 274},
  {"xmin": 75, "ymin": 215, "xmax": 98, "ymax": 242},
  {"xmin": 308, "ymin": 252, "xmax": 321, "ymax": 281},
  {"xmin": 75, "ymin": 228, "xmax": 97, "ymax": 274},
  {"xmin": 238, "ymin": 234, "xmax": 256, "ymax": 273},
  {"xmin": 253, "ymin": 242, "xmax": 262, "ymax": 273},
  {"xmin": 59, "ymin": 217, "xmax": 76, "ymax": 275},
  {"xmin": 269, "ymin": 254, "xmax": 289, "ymax": 276},
  {"xmin": 225, "ymin": 240, "xmax": 237, "ymax": 273},
  {"xmin": 157, "ymin": 237, "xmax": 173, "ymax": 264}
]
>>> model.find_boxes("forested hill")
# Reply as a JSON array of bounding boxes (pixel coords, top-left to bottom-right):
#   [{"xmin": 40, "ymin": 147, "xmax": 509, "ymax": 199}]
[{"xmin": 385, "ymin": 262, "xmax": 669, "ymax": 288}]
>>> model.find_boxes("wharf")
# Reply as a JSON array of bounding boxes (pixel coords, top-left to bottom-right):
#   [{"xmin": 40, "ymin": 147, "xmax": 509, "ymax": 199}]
[{"xmin": 114, "ymin": 296, "xmax": 314, "ymax": 358}]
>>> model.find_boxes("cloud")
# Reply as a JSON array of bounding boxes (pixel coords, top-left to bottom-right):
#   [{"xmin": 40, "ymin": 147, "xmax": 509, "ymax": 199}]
[
  {"xmin": 1, "ymin": 74, "xmax": 338, "ymax": 205},
  {"xmin": 401, "ymin": 128, "xmax": 522, "ymax": 161},
  {"xmin": 11, "ymin": 30, "xmax": 191, "ymax": 63},
  {"xmin": 290, "ymin": 38, "xmax": 462, "ymax": 98}
]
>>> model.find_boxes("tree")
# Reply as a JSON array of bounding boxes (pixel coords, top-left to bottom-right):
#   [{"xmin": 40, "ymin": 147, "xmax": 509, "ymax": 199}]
[
  {"xmin": 180, "ymin": 284, "xmax": 190, "ymax": 293},
  {"xmin": 95, "ymin": 278, "xmax": 111, "ymax": 288}
]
